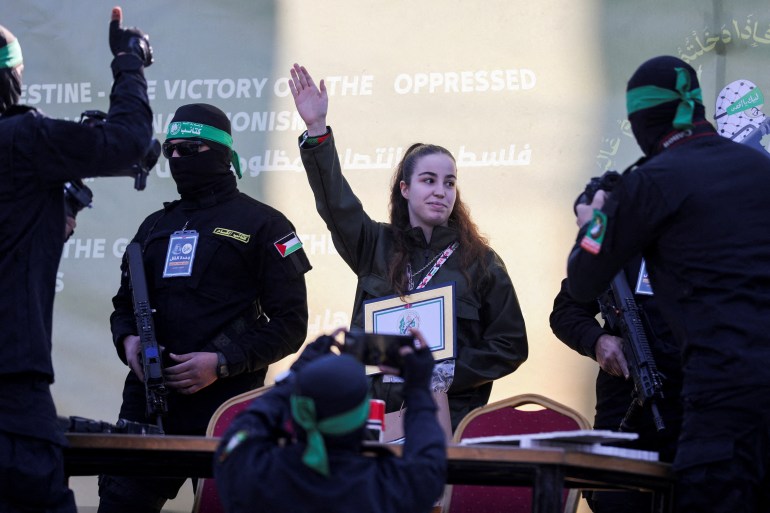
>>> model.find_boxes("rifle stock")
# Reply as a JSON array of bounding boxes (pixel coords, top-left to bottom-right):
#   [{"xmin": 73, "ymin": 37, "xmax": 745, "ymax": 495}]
[
  {"xmin": 126, "ymin": 242, "xmax": 168, "ymax": 432},
  {"xmin": 598, "ymin": 271, "xmax": 665, "ymax": 432}
]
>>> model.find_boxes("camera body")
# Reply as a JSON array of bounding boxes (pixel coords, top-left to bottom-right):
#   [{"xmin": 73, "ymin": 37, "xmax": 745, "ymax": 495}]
[
  {"xmin": 79, "ymin": 109, "xmax": 160, "ymax": 191},
  {"xmin": 574, "ymin": 170, "xmax": 621, "ymax": 214},
  {"xmin": 343, "ymin": 332, "xmax": 415, "ymax": 369},
  {"xmin": 63, "ymin": 179, "xmax": 93, "ymax": 217}
]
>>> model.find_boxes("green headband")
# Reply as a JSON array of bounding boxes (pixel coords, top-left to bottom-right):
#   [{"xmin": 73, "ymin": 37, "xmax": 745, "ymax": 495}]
[
  {"xmin": 166, "ymin": 121, "xmax": 242, "ymax": 178},
  {"xmin": 0, "ymin": 39, "xmax": 22, "ymax": 69},
  {"xmin": 626, "ymin": 67, "xmax": 703, "ymax": 130},
  {"xmin": 290, "ymin": 393, "xmax": 370, "ymax": 477}
]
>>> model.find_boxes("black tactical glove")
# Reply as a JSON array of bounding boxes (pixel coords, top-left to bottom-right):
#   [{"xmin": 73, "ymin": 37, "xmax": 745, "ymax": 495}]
[
  {"xmin": 109, "ymin": 6, "xmax": 153, "ymax": 67},
  {"xmin": 290, "ymin": 334, "xmax": 336, "ymax": 373},
  {"xmin": 402, "ymin": 345, "xmax": 435, "ymax": 391}
]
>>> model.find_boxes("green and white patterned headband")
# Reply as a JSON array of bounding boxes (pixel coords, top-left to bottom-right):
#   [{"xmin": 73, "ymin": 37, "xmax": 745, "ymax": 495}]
[
  {"xmin": 0, "ymin": 39, "xmax": 22, "ymax": 69},
  {"xmin": 626, "ymin": 67, "xmax": 703, "ymax": 130},
  {"xmin": 166, "ymin": 121, "xmax": 242, "ymax": 178}
]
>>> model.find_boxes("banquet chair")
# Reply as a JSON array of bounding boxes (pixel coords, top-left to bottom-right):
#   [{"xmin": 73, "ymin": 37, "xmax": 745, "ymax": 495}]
[
  {"xmin": 192, "ymin": 385, "xmax": 273, "ymax": 513},
  {"xmin": 444, "ymin": 393, "xmax": 592, "ymax": 513}
]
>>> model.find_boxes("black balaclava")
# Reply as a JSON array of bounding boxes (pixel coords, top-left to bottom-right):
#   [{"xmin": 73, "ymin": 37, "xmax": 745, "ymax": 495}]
[
  {"xmin": 0, "ymin": 25, "xmax": 23, "ymax": 114},
  {"xmin": 626, "ymin": 56, "xmax": 708, "ymax": 156},
  {"xmin": 166, "ymin": 103, "xmax": 238, "ymax": 200},
  {"xmin": 291, "ymin": 354, "xmax": 370, "ymax": 476}
]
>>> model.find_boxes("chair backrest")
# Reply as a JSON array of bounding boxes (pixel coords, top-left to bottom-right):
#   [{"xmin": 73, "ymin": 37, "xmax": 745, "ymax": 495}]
[
  {"xmin": 445, "ymin": 393, "xmax": 591, "ymax": 513},
  {"xmin": 192, "ymin": 385, "xmax": 273, "ymax": 513}
]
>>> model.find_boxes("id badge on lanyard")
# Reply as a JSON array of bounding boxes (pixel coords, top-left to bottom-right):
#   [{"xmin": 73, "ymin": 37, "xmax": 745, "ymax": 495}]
[
  {"xmin": 163, "ymin": 230, "xmax": 199, "ymax": 278},
  {"xmin": 635, "ymin": 258, "xmax": 654, "ymax": 295}
]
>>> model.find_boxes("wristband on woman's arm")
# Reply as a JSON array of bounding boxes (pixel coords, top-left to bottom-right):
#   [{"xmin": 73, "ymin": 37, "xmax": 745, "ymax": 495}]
[{"xmin": 300, "ymin": 129, "xmax": 330, "ymax": 148}]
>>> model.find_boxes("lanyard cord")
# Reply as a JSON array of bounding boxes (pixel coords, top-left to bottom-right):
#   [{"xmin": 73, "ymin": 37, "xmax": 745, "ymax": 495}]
[{"xmin": 407, "ymin": 242, "xmax": 459, "ymax": 291}]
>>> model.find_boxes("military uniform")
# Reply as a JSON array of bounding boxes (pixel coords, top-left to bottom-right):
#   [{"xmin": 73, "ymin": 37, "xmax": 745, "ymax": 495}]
[
  {"xmin": 551, "ymin": 258, "xmax": 682, "ymax": 512},
  {"xmin": 109, "ymin": 184, "xmax": 311, "ymax": 433},
  {"xmin": 567, "ymin": 56, "xmax": 770, "ymax": 512},
  {"xmin": 99, "ymin": 103, "xmax": 310, "ymax": 513},
  {"xmin": 0, "ymin": 49, "xmax": 152, "ymax": 513}
]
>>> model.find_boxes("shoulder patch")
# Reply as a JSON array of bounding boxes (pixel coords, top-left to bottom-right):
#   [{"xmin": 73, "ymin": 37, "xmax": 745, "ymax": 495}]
[
  {"xmin": 274, "ymin": 231, "xmax": 303, "ymax": 257},
  {"xmin": 580, "ymin": 209, "xmax": 607, "ymax": 255},
  {"xmin": 219, "ymin": 430, "xmax": 250, "ymax": 462},
  {"xmin": 213, "ymin": 227, "xmax": 251, "ymax": 244}
]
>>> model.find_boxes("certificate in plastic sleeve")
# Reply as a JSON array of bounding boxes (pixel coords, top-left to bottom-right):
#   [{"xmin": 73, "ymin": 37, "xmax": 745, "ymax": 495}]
[{"xmin": 363, "ymin": 282, "xmax": 456, "ymax": 362}]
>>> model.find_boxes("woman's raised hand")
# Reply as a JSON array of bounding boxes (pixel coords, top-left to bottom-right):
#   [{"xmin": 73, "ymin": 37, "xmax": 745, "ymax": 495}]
[{"xmin": 289, "ymin": 63, "xmax": 328, "ymax": 136}]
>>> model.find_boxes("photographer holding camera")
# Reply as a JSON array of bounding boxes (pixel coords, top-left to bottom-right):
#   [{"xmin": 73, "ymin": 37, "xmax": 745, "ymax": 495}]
[
  {"xmin": 214, "ymin": 328, "xmax": 447, "ymax": 513},
  {"xmin": 550, "ymin": 171, "xmax": 683, "ymax": 513},
  {"xmin": 0, "ymin": 7, "xmax": 153, "ymax": 512}
]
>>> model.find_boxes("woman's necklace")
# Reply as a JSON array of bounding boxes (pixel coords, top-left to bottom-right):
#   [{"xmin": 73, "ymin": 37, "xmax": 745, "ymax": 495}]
[
  {"xmin": 411, "ymin": 250, "xmax": 442, "ymax": 277},
  {"xmin": 406, "ymin": 242, "xmax": 459, "ymax": 291},
  {"xmin": 407, "ymin": 251, "xmax": 441, "ymax": 291}
]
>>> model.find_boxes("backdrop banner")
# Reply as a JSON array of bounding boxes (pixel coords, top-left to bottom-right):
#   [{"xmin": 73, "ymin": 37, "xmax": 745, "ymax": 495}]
[{"xmin": 5, "ymin": 1, "xmax": 769, "ymax": 510}]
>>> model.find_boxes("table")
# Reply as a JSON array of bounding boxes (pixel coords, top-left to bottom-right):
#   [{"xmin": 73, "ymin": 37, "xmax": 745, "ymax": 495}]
[
  {"xmin": 440, "ymin": 444, "xmax": 673, "ymax": 513},
  {"xmin": 64, "ymin": 434, "xmax": 674, "ymax": 513}
]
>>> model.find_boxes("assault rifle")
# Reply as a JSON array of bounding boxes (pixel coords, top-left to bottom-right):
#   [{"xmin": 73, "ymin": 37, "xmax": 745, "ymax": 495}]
[
  {"xmin": 127, "ymin": 242, "xmax": 168, "ymax": 432},
  {"xmin": 598, "ymin": 271, "xmax": 666, "ymax": 432}
]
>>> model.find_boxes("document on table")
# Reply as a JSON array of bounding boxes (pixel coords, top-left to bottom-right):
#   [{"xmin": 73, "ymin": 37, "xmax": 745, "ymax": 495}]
[{"xmin": 459, "ymin": 429, "xmax": 659, "ymax": 461}]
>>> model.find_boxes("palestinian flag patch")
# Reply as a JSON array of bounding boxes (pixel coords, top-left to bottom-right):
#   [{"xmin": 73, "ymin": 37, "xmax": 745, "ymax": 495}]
[
  {"xmin": 219, "ymin": 430, "xmax": 249, "ymax": 462},
  {"xmin": 274, "ymin": 231, "xmax": 303, "ymax": 257}
]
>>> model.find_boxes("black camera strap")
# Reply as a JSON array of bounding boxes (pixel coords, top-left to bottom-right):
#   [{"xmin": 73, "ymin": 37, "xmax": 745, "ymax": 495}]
[{"xmin": 656, "ymin": 120, "xmax": 717, "ymax": 153}]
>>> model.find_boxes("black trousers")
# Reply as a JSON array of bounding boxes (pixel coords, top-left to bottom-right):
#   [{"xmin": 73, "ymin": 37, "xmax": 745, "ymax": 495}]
[
  {"xmin": 98, "ymin": 474, "xmax": 193, "ymax": 513},
  {"xmin": 0, "ymin": 431, "xmax": 76, "ymax": 513},
  {"xmin": 673, "ymin": 385, "xmax": 770, "ymax": 513}
]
